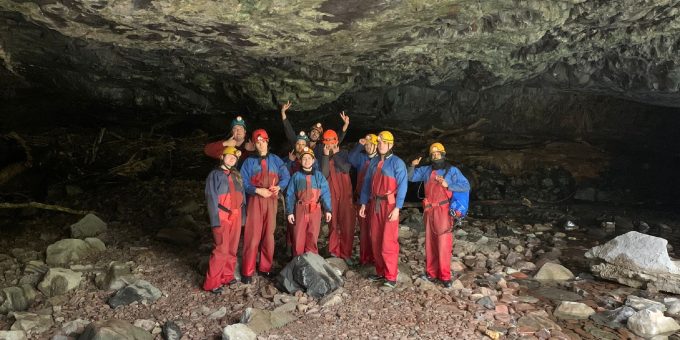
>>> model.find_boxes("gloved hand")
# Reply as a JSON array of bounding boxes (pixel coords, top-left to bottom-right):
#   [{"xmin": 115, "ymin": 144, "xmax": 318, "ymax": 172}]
[{"xmin": 449, "ymin": 209, "xmax": 462, "ymax": 218}]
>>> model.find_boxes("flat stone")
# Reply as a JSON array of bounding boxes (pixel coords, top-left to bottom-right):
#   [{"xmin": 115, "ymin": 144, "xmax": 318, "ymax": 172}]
[
  {"xmin": 61, "ymin": 318, "xmax": 90, "ymax": 336},
  {"xmin": 239, "ymin": 308, "xmax": 296, "ymax": 334},
  {"xmin": 533, "ymin": 286, "xmax": 583, "ymax": 303},
  {"xmin": 553, "ymin": 301, "xmax": 595, "ymax": 320},
  {"xmin": 208, "ymin": 307, "xmax": 227, "ymax": 320},
  {"xmin": 79, "ymin": 319, "xmax": 152, "ymax": 340},
  {"xmin": 107, "ymin": 280, "xmax": 161, "ymax": 308},
  {"xmin": 625, "ymin": 295, "xmax": 666, "ymax": 312},
  {"xmin": 0, "ymin": 331, "xmax": 27, "ymax": 340},
  {"xmin": 10, "ymin": 312, "xmax": 53, "ymax": 334},
  {"xmin": 517, "ymin": 310, "xmax": 562, "ymax": 332}
]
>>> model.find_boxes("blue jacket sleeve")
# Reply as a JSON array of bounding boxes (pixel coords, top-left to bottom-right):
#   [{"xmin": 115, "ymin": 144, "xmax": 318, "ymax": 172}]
[
  {"xmin": 394, "ymin": 158, "xmax": 408, "ymax": 209},
  {"xmin": 318, "ymin": 172, "xmax": 333, "ymax": 212},
  {"xmin": 241, "ymin": 158, "xmax": 257, "ymax": 195},
  {"xmin": 205, "ymin": 171, "xmax": 222, "ymax": 227},
  {"xmin": 285, "ymin": 174, "xmax": 296, "ymax": 215},
  {"xmin": 348, "ymin": 144, "xmax": 364, "ymax": 169},
  {"xmin": 359, "ymin": 158, "xmax": 376, "ymax": 205},
  {"xmin": 276, "ymin": 156, "xmax": 291, "ymax": 189},
  {"xmin": 446, "ymin": 167, "xmax": 471, "ymax": 192},
  {"xmin": 408, "ymin": 165, "xmax": 430, "ymax": 182}
]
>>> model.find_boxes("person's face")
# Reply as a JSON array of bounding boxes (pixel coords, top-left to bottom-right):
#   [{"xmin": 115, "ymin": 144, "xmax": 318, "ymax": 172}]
[
  {"xmin": 364, "ymin": 142, "xmax": 376, "ymax": 155},
  {"xmin": 377, "ymin": 140, "xmax": 391, "ymax": 155},
  {"xmin": 222, "ymin": 154, "xmax": 238, "ymax": 167},
  {"xmin": 431, "ymin": 151, "xmax": 442, "ymax": 161},
  {"xmin": 301, "ymin": 154, "xmax": 314, "ymax": 169},
  {"xmin": 232, "ymin": 125, "xmax": 246, "ymax": 141},
  {"xmin": 295, "ymin": 140, "xmax": 307, "ymax": 153},
  {"xmin": 310, "ymin": 129, "xmax": 320, "ymax": 141},
  {"xmin": 327, "ymin": 142, "xmax": 339, "ymax": 154},
  {"xmin": 255, "ymin": 138, "xmax": 268, "ymax": 155}
]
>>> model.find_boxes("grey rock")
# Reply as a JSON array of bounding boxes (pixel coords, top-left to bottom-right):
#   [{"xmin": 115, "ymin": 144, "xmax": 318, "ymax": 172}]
[
  {"xmin": 0, "ymin": 285, "xmax": 36, "ymax": 314},
  {"xmin": 133, "ymin": 319, "xmax": 156, "ymax": 332},
  {"xmin": 324, "ymin": 257, "xmax": 348, "ymax": 275},
  {"xmin": 96, "ymin": 261, "xmax": 138, "ymax": 291},
  {"xmin": 627, "ymin": 309, "xmax": 680, "ymax": 338},
  {"xmin": 107, "ymin": 280, "xmax": 161, "ymax": 308},
  {"xmin": 221, "ymin": 323, "xmax": 256, "ymax": 340},
  {"xmin": 517, "ymin": 310, "xmax": 562, "ymax": 332},
  {"xmin": 38, "ymin": 268, "xmax": 83, "ymax": 297},
  {"xmin": 277, "ymin": 253, "xmax": 343, "ymax": 299},
  {"xmin": 161, "ymin": 321, "xmax": 181, "ymax": 340},
  {"xmin": 239, "ymin": 308, "xmax": 295, "ymax": 334},
  {"xmin": 78, "ymin": 319, "xmax": 152, "ymax": 340},
  {"xmin": 476, "ymin": 296, "xmax": 495, "ymax": 309},
  {"xmin": 208, "ymin": 307, "xmax": 227, "ymax": 320},
  {"xmin": 45, "ymin": 239, "xmax": 104, "ymax": 267},
  {"xmin": 10, "ymin": 312, "xmax": 54, "ymax": 334},
  {"xmin": 10, "ymin": 249, "xmax": 40, "ymax": 264},
  {"xmin": 70, "ymin": 214, "xmax": 107, "ymax": 239},
  {"xmin": 533, "ymin": 286, "xmax": 583, "ymax": 303},
  {"xmin": 590, "ymin": 306, "xmax": 636, "ymax": 329},
  {"xmin": 62, "ymin": 319, "xmax": 90, "ymax": 336},
  {"xmin": 664, "ymin": 297, "xmax": 680, "ymax": 316},
  {"xmin": 533, "ymin": 262, "xmax": 574, "ymax": 281}
]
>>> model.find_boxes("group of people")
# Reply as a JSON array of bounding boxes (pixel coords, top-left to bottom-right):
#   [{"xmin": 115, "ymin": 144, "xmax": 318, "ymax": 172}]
[{"xmin": 201, "ymin": 102, "xmax": 470, "ymax": 294}]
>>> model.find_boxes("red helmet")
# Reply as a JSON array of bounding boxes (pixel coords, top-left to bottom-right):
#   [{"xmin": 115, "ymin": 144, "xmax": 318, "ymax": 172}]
[
  {"xmin": 252, "ymin": 129, "xmax": 269, "ymax": 142},
  {"xmin": 322, "ymin": 129, "xmax": 338, "ymax": 145}
]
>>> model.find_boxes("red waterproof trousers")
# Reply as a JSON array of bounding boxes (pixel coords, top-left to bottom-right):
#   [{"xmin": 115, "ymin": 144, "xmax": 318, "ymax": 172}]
[
  {"xmin": 369, "ymin": 160, "xmax": 400, "ymax": 281},
  {"xmin": 328, "ymin": 158, "xmax": 356, "ymax": 259},
  {"xmin": 242, "ymin": 159, "xmax": 279, "ymax": 277},
  {"xmin": 356, "ymin": 160, "xmax": 373, "ymax": 264},
  {"xmin": 204, "ymin": 175, "xmax": 243, "ymax": 291},
  {"xmin": 423, "ymin": 171, "xmax": 454, "ymax": 281},
  {"xmin": 293, "ymin": 175, "xmax": 322, "ymax": 256}
]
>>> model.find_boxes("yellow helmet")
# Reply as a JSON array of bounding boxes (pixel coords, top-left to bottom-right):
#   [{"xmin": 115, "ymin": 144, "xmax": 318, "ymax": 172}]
[
  {"xmin": 364, "ymin": 133, "xmax": 378, "ymax": 145},
  {"xmin": 378, "ymin": 131, "xmax": 394, "ymax": 143},
  {"xmin": 222, "ymin": 146, "xmax": 242, "ymax": 158},
  {"xmin": 429, "ymin": 142, "xmax": 446, "ymax": 154},
  {"xmin": 299, "ymin": 146, "xmax": 315, "ymax": 159}
]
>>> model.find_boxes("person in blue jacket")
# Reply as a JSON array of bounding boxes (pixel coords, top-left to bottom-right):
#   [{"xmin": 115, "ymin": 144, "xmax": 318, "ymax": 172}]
[
  {"xmin": 203, "ymin": 146, "xmax": 245, "ymax": 293},
  {"xmin": 240, "ymin": 129, "xmax": 291, "ymax": 283},
  {"xmin": 348, "ymin": 133, "xmax": 379, "ymax": 265},
  {"xmin": 286, "ymin": 147, "xmax": 333, "ymax": 256},
  {"xmin": 408, "ymin": 142, "xmax": 470, "ymax": 288},
  {"xmin": 358, "ymin": 131, "xmax": 408, "ymax": 288}
]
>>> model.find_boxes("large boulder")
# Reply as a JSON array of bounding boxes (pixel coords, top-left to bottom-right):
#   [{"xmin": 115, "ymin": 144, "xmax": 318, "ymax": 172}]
[
  {"xmin": 0, "ymin": 331, "xmax": 27, "ymax": 340},
  {"xmin": 45, "ymin": 239, "xmax": 105, "ymax": 267},
  {"xmin": 70, "ymin": 214, "xmax": 107, "ymax": 239},
  {"xmin": 78, "ymin": 319, "xmax": 153, "ymax": 340},
  {"xmin": 239, "ymin": 308, "xmax": 295, "ymax": 334},
  {"xmin": 585, "ymin": 231, "xmax": 680, "ymax": 294},
  {"xmin": 0, "ymin": 285, "xmax": 37, "ymax": 314},
  {"xmin": 37, "ymin": 268, "xmax": 83, "ymax": 297},
  {"xmin": 626, "ymin": 309, "xmax": 680, "ymax": 338},
  {"xmin": 108, "ymin": 280, "xmax": 162, "ymax": 308},
  {"xmin": 277, "ymin": 253, "xmax": 343, "ymax": 299}
]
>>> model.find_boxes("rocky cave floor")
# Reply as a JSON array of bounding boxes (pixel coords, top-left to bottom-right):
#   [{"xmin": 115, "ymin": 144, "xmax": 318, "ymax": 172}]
[
  {"xmin": 1, "ymin": 121, "xmax": 680, "ymax": 339},
  {"xmin": 1, "ymin": 176, "xmax": 680, "ymax": 339}
]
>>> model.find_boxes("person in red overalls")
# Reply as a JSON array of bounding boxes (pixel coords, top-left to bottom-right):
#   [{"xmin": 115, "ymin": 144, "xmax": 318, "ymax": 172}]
[
  {"xmin": 349, "ymin": 133, "xmax": 378, "ymax": 265},
  {"xmin": 321, "ymin": 129, "xmax": 356, "ymax": 264},
  {"xmin": 359, "ymin": 131, "xmax": 408, "ymax": 288},
  {"xmin": 203, "ymin": 146, "xmax": 245, "ymax": 293},
  {"xmin": 204, "ymin": 116, "xmax": 255, "ymax": 165},
  {"xmin": 408, "ymin": 142, "xmax": 470, "ymax": 287},
  {"xmin": 286, "ymin": 147, "xmax": 333, "ymax": 256},
  {"xmin": 240, "ymin": 129, "xmax": 291, "ymax": 283}
]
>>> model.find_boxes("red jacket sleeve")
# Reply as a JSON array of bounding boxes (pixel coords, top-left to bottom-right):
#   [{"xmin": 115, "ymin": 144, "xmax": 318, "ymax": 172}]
[{"xmin": 204, "ymin": 140, "xmax": 225, "ymax": 159}]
